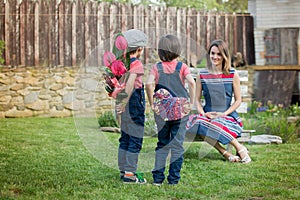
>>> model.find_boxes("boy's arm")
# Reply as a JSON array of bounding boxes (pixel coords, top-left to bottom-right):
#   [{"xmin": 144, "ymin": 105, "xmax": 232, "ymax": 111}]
[
  {"xmin": 145, "ymin": 74, "xmax": 155, "ymax": 110},
  {"xmin": 116, "ymin": 73, "xmax": 137, "ymax": 114}
]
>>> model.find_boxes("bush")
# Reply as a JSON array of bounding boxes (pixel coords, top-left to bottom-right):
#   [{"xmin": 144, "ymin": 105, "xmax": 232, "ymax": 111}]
[
  {"xmin": 98, "ymin": 111, "xmax": 119, "ymax": 128},
  {"xmin": 241, "ymin": 101, "xmax": 300, "ymax": 143}
]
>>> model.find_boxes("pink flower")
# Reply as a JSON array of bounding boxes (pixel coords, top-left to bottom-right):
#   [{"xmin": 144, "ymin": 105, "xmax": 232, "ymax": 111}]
[
  {"xmin": 103, "ymin": 52, "xmax": 116, "ymax": 68},
  {"xmin": 115, "ymin": 35, "xmax": 128, "ymax": 50},
  {"xmin": 111, "ymin": 60, "xmax": 127, "ymax": 77}
]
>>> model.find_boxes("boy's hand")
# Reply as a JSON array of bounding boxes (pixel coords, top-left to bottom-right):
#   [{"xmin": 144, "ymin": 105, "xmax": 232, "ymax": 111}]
[
  {"xmin": 116, "ymin": 103, "xmax": 126, "ymax": 114},
  {"xmin": 151, "ymin": 104, "xmax": 160, "ymax": 115}
]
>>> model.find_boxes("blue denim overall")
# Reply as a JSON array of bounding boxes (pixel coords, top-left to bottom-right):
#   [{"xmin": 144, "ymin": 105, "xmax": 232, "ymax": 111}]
[
  {"xmin": 118, "ymin": 58, "xmax": 145, "ymax": 173},
  {"xmin": 152, "ymin": 62, "xmax": 189, "ymax": 184}
]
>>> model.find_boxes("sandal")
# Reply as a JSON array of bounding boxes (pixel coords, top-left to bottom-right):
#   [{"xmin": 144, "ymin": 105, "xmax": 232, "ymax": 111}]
[
  {"xmin": 222, "ymin": 151, "xmax": 241, "ymax": 162},
  {"xmin": 238, "ymin": 147, "xmax": 251, "ymax": 164}
]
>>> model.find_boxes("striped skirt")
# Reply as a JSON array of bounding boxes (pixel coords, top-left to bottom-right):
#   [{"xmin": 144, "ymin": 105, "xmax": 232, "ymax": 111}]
[{"xmin": 186, "ymin": 114, "xmax": 243, "ymax": 145}]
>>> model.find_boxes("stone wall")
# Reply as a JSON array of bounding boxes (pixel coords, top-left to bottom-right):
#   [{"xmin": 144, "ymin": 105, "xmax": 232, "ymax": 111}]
[
  {"xmin": 0, "ymin": 66, "xmax": 113, "ymax": 118},
  {"xmin": 0, "ymin": 66, "xmax": 255, "ymax": 118}
]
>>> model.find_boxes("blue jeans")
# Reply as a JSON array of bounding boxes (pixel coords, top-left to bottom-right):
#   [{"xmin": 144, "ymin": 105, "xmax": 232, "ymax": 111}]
[
  {"xmin": 152, "ymin": 115, "xmax": 188, "ymax": 184},
  {"xmin": 118, "ymin": 88, "xmax": 145, "ymax": 173}
]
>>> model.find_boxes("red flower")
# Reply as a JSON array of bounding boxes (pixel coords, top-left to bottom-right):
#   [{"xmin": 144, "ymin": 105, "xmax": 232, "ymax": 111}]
[
  {"xmin": 115, "ymin": 35, "xmax": 128, "ymax": 50},
  {"xmin": 103, "ymin": 52, "xmax": 116, "ymax": 68},
  {"xmin": 111, "ymin": 60, "xmax": 127, "ymax": 77}
]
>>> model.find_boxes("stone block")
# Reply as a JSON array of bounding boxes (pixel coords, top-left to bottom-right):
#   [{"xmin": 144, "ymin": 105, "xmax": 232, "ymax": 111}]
[
  {"xmin": 49, "ymin": 108, "xmax": 72, "ymax": 118},
  {"xmin": 5, "ymin": 108, "xmax": 33, "ymax": 118},
  {"xmin": 24, "ymin": 92, "xmax": 38, "ymax": 104},
  {"xmin": 26, "ymin": 100, "xmax": 49, "ymax": 111},
  {"xmin": 249, "ymin": 134, "xmax": 282, "ymax": 144},
  {"xmin": 10, "ymin": 84, "xmax": 25, "ymax": 91}
]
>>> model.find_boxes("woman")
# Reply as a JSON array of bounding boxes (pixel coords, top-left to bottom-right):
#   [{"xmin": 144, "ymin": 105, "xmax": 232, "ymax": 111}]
[{"xmin": 187, "ymin": 39, "xmax": 251, "ymax": 163}]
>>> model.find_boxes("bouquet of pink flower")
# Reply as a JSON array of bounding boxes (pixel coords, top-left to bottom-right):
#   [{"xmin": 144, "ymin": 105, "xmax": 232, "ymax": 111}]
[{"xmin": 103, "ymin": 33, "xmax": 130, "ymax": 101}]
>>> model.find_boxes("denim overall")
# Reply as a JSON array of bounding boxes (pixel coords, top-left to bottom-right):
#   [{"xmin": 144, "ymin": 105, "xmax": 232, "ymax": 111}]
[
  {"xmin": 152, "ymin": 62, "xmax": 189, "ymax": 184},
  {"xmin": 118, "ymin": 58, "xmax": 146, "ymax": 173}
]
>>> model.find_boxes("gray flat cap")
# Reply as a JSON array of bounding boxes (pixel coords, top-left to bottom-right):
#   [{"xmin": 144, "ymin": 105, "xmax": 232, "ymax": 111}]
[{"xmin": 123, "ymin": 29, "xmax": 147, "ymax": 47}]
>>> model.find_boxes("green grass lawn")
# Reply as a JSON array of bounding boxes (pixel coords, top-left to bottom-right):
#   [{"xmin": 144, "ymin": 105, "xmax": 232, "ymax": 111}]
[{"xmin": 0, "ymin": 117, "xmax": 299, "ymax": 200}]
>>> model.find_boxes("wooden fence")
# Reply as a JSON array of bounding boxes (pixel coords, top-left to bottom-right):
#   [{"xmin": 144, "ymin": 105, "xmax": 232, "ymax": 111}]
[{"xmin": 0, "ymin": 0, "xmax": 255, "ymax": 67}]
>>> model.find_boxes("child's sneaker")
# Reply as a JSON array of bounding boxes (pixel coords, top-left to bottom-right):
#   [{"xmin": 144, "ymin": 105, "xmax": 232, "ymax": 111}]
[
  {"xmin": 123, "ymin": 171, "xmax": 147, "ymax": 184},
  {"xmin": 152, "ymin": 182, "xmax": 162, "ymax": 186},
  {"xmin": 120, "ymin": 171, "xmax": 125, "ymax": 180}
]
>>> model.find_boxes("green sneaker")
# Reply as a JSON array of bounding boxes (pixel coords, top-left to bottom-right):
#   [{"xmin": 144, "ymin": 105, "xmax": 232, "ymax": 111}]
[{"xmin": 123, "ymin": 171, "xmax": 147, "ymax": 184}]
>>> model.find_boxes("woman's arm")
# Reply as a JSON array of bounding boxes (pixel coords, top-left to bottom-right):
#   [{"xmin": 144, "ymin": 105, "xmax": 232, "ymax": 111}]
[
  {"xmin": 195, "ymin": 75, "xmax": 205, "ymax": 115},
  {"xmin": 185, "ymin": 74, "xmax": 196, "ymax": 105}
]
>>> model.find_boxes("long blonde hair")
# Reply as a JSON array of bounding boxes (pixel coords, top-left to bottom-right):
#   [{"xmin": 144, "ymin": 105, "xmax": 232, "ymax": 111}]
[{"xmin": 207, "ymin": 39, "xmax": 231, "ymax": 75}]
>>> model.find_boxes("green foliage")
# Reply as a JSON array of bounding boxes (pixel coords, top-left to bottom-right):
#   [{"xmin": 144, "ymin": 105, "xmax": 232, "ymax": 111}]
[
  {"xmin": 98, "ymin": 111, "xmax": 119, "ymax": 127},
  {"xmin": 0, "ymin": 40, "xmax": 5, "ymax": 65},
  {"xmin": 144, "ymin": 113, "xmax": 157, "ymax": 137},
  {"xmin": 241, "ymin": 101, "xmax": 300, "ymax": 143},
  {"xmin": 196, "ymin": 57, "xmax": 207, "ymax": 68},
  {"xmin": 99, "ymin": 0, "xmax": 248, "ymax": 12}
]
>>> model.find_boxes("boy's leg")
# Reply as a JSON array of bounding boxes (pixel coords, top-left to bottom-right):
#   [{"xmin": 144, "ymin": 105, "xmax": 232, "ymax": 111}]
[
  {"xmin": 167, "ymin": 117, "xmax": 187, "ymax": 184},
  {"xmin": 118, "ymin": 130, "xmax": 129, "ymax": 178},
  {"xmin": 124, "ymin": 135, "xmax": 143, "ymax": 172},
  {"xmin": 122, "ymin": 89, "xmax": 146, "ymax": 183},
  {"xmin": 152, "ymin": 116, "xmax": 171, "ymax": 184}
]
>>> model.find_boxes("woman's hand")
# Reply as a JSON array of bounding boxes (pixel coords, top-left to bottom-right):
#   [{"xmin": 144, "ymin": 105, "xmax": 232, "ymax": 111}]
[
  {"xmin": 182, "ymin": 102, "xmax": 192, "ymax": 115},
  {"xmin": 204, "ymin": 112, "xmax": 225, "ymax": 119}
]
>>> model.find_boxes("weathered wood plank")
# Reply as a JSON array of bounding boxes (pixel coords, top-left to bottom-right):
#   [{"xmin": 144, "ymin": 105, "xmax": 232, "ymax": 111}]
[
  {"xmin": 75, "ymin": 0, "xmax": 85, "ymax": 65},
  {"xmin": 64, "ymin": 0, "xmax": 72, "ymax": 66},
  {"xmin": 84, "ymin": 1, "xmax": 91, "ymax": 66},
  {"xmin": 58, "ymin": 0, "xmax": 64, "ymax": 66},
  {"xmin": 39, "ymin": 0, "xmax": 50, "ymax": 67},
  {"xmin": 245, "ymin": 15, "xmax": 255, "ymax": 65},
  {"xmin": 72, "ymin": 1, "xmax": 76, "ymax": 66},
  {"xmin": 5, "ymin": 0, "xmax": 19, "ymax": 66},
  {"xmin": 34, "ymin": 1, "xmax": 39, "ymax": 66},
  {"xmin": 19, "ymin": 0, "xmax": 26, "ymax": 66},
  {"xmin": 0, "ymin": 1, "xmax": 5, "ymax": 63},
  {"xmin": 251, "ymin": 65, "xmax": 300, "ymax": 70},
  {"xmin": 255, "ymin": 70, "xmax": 297, "ymax": 106},
  {"xmin": 25, "ymin": 0, "xmax": 35, "ymax": 66}
]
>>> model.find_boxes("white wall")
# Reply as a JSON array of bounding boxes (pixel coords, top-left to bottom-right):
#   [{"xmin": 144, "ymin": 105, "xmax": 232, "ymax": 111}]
[
  {"xmin": 248, "ymin": 0, "xmax": 300, "ymax": 65},
  {"xmin": 249, "ymin": 0, "xmax": 300, "ymax": 28}
]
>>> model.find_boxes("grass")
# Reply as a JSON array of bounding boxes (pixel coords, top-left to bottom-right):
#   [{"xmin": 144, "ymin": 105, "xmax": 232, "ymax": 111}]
[{"xmin": 0, "ymin": 117, "xmax": 300, "ymax": 200}]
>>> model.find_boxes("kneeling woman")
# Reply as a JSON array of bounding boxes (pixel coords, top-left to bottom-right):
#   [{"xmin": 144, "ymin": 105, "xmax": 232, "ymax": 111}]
[{"xmin": 187, "ymin": 39, "xmax": 251, "ymax": 164}]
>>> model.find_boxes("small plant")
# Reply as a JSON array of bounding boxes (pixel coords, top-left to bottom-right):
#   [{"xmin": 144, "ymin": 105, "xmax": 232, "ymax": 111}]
[{"xmin": 98, "ymin": 111, "xmax": 119, "ymax": 128}]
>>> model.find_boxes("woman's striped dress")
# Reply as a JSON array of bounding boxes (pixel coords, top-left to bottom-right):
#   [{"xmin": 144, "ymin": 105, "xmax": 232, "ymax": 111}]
[{"xmin": 186, "ymin": 68, "xmax": 243, "ymax": 145}]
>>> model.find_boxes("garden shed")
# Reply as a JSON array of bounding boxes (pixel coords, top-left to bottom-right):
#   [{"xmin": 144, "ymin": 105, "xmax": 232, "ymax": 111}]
[{"xmin": 248, "ymin": 0, "xmax": 300, "ymax": 106}]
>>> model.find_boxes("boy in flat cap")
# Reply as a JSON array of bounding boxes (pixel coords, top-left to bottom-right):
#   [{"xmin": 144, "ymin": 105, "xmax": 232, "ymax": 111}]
[{"xmin": 116, "ymin": 29, "xmax": 148, "ymax": 184}]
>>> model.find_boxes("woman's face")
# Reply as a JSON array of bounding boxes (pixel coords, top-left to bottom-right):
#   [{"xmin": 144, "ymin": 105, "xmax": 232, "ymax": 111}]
[{"xmin": 209, "ymin": 46, "xmax": 223, "ymax": 67}]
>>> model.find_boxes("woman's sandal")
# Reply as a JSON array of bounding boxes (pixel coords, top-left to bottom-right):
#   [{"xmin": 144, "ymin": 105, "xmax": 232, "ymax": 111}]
[
  {"xmin": 222, "ymin": 151, "xmax": 241, "ymax": 162},
  {"xmin": 238, "ymin": 147, "xmax": 251, "ymax": 164}
]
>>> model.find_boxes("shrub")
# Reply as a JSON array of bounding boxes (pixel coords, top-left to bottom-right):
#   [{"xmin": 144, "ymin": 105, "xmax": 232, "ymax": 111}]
[
  {"xmin": 241, "ymin": 101, "xmax": 300, "ymax": 143},
  {"xmin": 98, "ymin": 111, "xmax": 119, "ymax": 128}
]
